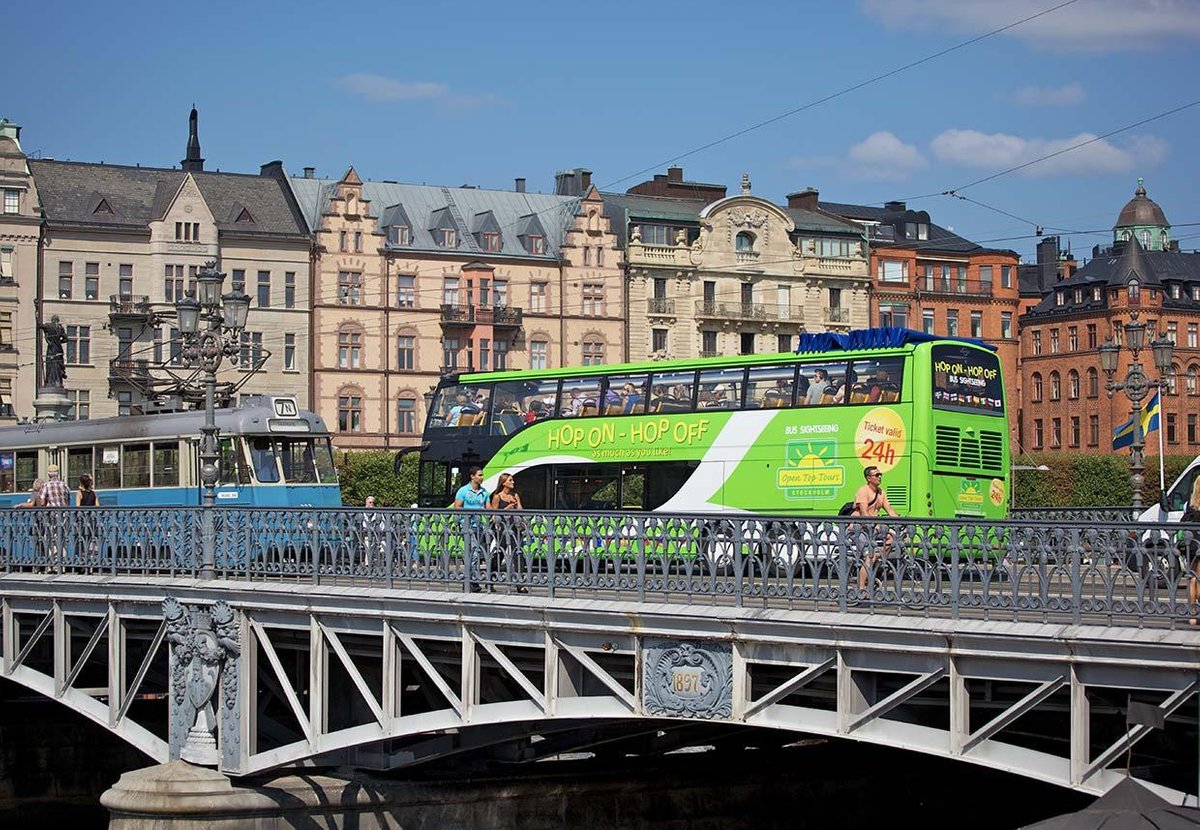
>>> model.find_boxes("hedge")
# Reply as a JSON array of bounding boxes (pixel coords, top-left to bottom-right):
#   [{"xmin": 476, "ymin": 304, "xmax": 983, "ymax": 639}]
[
  {"xmin": 336, "ymin": 451, "xmax": 418, "ymax": 507},
  {"xmin": 1013, "ymin": 453, "xmax": 1196, "ymax": 508}
]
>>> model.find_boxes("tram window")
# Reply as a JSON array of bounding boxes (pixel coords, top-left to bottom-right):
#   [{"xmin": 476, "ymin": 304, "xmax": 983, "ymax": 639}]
[
  {"xmin": 559, "ymin": 378, "xmax": 601, "ymax": 418},
  {"xmin": 698, "ymin": 368, "xmax": 745, "ymax": 409},
  {"xmin": 218, "ymin": 438, "xmax": 249, "ymax": 486},
  {"xmin": 0, "ymin": 451, "xmax": 14, "ymax": 493},
  {"xmin": 747, "ymin": 365, "xmax": 797, "ymax": 409},
  {"xmin": 849, "ymin": 356, "xmax": 904, "ymax": 404},
  {"xmin": 67, "ymin": 447, "xmax": 94, "ymax": 488},
  {"xmin": 649, "ymin": 370, "xmax": 696, "ymax": 413},
  {"xmin": 248, "ymin": 438, "xmax": 280, "ymax": 483},
  {"xmin": 276, "ymin": 438, "xmax": 318, "ymax": 483},
  {"xmin": 15, "ymin": 450, "xmax": 36, "ymax": 492},
  {"xmin": 154, "ymin": 442, "xmax": 179, "ymax": 487},
  {"xmin": 313, "ymin": 439, "xmax": 338, "ymax": 484},
  {"xmin": 96, "ymin": 446, "xmax": 121, "ymax": 490},
  {"xmin": 493, "ymin": 379, "xmax": 558, "ymax": 435},
  {"xmin": 123, "ymin": 444, "xmax": 151, "ymax": 488},
  {"xmin": 605, "ymin": 373, "xmax": 649, "ymax": 415}
]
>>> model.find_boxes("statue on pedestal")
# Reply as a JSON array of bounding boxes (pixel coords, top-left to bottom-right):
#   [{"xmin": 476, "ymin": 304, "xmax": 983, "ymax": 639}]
[{"xmin": 40, "ymin": 315, "xmax": 67, "ymax": 388}]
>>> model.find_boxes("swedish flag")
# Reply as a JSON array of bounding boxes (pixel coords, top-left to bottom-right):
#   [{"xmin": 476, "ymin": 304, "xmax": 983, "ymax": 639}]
[
  {"xmin": 1142, "ymin": 391, "xmax": 1161, "ymax": 438},
  {"xmin": 1112, "ymin": 391, "xmax": 1161, "ymax": 450}
]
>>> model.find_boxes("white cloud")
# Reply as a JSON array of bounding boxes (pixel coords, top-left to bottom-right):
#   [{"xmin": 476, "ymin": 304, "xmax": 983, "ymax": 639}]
[
  {"xmin": 860, "ymin": 0, "xmax": 1200, "ymax": 51},
  {"xmin": 333, "ymin": 73, "xmax": 506, "ymax": 112},
  {"xmin": 930, "ymin": 129, "xmax": 1169, "ymax": 175},
  {"xmin": 846, "ymin": 131, "xmax": 928, "ymax": 181},
  {"xmin": 334, "ymin": 74, "xmax": 448, "ymax": 102},
  {"xmin": 1010, "ymin": 82, "xmax": 1085, "ymax": 106}
]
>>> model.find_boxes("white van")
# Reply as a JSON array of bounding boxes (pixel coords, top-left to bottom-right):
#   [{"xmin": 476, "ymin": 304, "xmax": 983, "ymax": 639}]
[{"xmin": 1138, "ymin": 458, "xmax": 1200, "ymax": 523}]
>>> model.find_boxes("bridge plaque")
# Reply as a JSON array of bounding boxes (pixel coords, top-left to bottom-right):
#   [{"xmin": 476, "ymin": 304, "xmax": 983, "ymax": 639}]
[{"xmin": 642, "ymin": 639, "xmax": 733, "ymax": 719}]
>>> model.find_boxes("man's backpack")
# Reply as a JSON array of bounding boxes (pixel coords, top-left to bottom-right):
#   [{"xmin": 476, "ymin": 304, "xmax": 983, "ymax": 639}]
[{"xmin": 838, "ymin": 502, "xmax": 856, "ymax": 516}]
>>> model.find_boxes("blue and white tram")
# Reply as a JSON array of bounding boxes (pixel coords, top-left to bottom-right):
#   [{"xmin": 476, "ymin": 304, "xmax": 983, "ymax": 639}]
[{"xmin": 0, "ymin": 396, "xmax": 341, "ymax": 507}]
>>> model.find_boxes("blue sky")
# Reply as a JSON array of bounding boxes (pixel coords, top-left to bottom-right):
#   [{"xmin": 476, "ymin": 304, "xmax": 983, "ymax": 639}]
[{"xmin": 7, "ymin": 0, "xmax": 1200, "ymax": 261}]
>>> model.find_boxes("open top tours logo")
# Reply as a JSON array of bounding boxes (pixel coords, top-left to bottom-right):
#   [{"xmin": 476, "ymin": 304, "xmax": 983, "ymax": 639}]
[
  {"xmin": 957, "ymin": 478, "xmax": 985, "ymax": 515},
  {"xmin": 777, "ymin": 439, "xmax": 845, "ymax": 500}
]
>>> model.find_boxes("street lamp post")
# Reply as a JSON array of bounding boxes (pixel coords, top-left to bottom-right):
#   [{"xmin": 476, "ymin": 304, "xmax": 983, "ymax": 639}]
[
  {"xmin": 175, "ymin": 262, "xmax": 251, "ymax": 580},
  {"xmin": 1099, "ymin": 312, "xmax": 1174, "ymax": 515}
]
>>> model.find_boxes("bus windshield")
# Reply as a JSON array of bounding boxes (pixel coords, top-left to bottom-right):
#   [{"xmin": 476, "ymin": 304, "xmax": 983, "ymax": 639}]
[{"xmin": 931, "ymin": 345, "xmax": 1003, "ymax": 415}]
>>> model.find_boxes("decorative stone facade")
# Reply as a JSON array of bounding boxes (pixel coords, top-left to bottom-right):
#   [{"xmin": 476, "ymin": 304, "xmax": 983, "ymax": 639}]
[
  {"xmin": 0, "ymin": 120, "xmax": 39, "ymax": 422},
  {"xmin": 611, "ymin": 174, "xmax": 869, "ymax": 362},
  {"xmin": 291, "ymin": 169, "xmax": 623, "ymax": 451}
]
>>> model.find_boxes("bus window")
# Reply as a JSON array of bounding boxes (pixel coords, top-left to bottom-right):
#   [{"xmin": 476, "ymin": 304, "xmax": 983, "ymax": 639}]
[
  {"xmin": 154, "ymin": 442, "xmax": 179, "ymax": 487},
  {"xmin": 123, "ymin": 444, "xmax": 151, "ymax": 488},
  {"xmin": 931, "ymin": 345, "xmax": 1002, "ymax": 415},
  {"xmin": 621, "ymin": 466, "xmax": 645, "ymax": 508},
  {"xmin": 0, "ymin": 451, "xmax": 14, "ymax": 493},
  {"xmin": 560, "ymin": 378, "xmax": 601, "ymax": 418},
  {"xmin": 698, "ymin": 368, "xmax": 745, "ymax": 409},
  {"xmin": 649, "ymin": 371, "xmax": 696, "ymax": 413},
  {"xmin": 67, "ymin": 447, "xmax": 94, "ymax": 488},
  {"xmin": 747, "ymin": 365, "xmax": 797, "ymax": 408},
  {"xmin": 850, "ymin": 356, "xmax": 904, "ymax": 404},
  {"xmin": 276, "ymin": 438, "xmax": 318, "ymax": 483},
  {"xmin": 605, "ymin": 374, "xmax": 649, "ymax": 415},
  {"xmin": 218, "ymin": 438, "xmax": 249, "ymax": 485},
  {"xmin": 313, "ymin": 439, "xmax": 338, "ymax": 484},
  {"xmin": 492, "ymin": 379, "xmax": 556, "ymax": 436},
  {"xmin": 799, "ymin": 361, "xmax": 850, "ymax": 406},
  {"xmin": 429, "ymin": 383, "xmax": 489, "ymax": 428},
  {"xmin": 96, "ymin": 446, "xmax": 120, "ymax": 490},
  {"xmin": 248, "ymin": 438, "xmax": 280, "ymax": 483},
  {"xmin": 555, "ymin": 464, "xmax": 619, "ymax": 510},
  {"xmin": 644, "ymin": 462, "xmax": 697, "ymax": 509}
]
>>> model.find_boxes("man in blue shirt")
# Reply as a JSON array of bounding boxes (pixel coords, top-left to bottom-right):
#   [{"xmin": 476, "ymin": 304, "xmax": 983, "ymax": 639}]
[{"xmin": 454, "ymin": 467, "xmax": 489, "ymax": 590}]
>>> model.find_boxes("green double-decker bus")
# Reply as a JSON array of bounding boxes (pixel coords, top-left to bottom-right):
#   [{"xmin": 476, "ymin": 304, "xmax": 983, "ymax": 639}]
[{"xmin": 414, "ymin": 329, "xmax": 1009, "ymax": 519}]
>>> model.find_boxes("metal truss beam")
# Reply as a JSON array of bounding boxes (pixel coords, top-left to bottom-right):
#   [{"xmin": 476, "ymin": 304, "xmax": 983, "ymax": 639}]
[{"xmin": 962, "ymin": 675, "xmax": 1066, "ymax": 754}]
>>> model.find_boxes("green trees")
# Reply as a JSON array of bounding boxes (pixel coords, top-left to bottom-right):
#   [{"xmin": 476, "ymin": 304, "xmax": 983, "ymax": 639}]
[
  {"xmin": 336, "ymin": 451, "xmax": 418, "ymax": 507},
  {"xmin": 1013, "ymin": 454, "xmax": 1195, "ymax": 508}
]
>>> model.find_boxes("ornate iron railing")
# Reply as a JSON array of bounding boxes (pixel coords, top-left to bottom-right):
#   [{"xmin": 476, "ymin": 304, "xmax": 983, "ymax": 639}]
[{"xmin": 1, "ymin": 508, "xmax": 1197, "ymax": 628}]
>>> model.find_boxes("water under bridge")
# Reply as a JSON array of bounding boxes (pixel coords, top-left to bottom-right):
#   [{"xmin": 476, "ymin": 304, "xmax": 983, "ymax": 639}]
[{"xmin": 0, "ymin": 506, "xmax": 1196, "ymax": 806}]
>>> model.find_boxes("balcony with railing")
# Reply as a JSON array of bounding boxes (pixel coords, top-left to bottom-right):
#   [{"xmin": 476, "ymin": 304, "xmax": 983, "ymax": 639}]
[
  {"xmin": 734, "ymin": 250, "xmax": 760, "ymax": 264},
  {"xmin": 440, "ymin": 304, "xmax": 523, "ymax": 328},
  {"xmin": 919, "ymin": 278, "xmax": 993, "ymax": 297},
  {"xmin": 694, "ymin": 301, "xmax": 804, "ymax": 322},
  {"xmin": 647, "ymin": 298, "xmax": 675, "ymax": 315},
  {"xmin": 491, "ymin": 305, "xmax": 523, "ymax": 328},
  {"xmin": 109, "ymin": 358, "xmax": 151, "ymax": 382},
  {"xmin": 826, "ymin": 307, "xmax": 850, "ymax": 324},
  {"xmin": 109, "ymin": 294, "xmax": 155, "ymax": 321}
]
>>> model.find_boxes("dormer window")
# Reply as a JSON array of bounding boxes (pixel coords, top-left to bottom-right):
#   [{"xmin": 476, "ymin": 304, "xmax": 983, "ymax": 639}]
[
  {"xmin": 1093, "ymin": 286, "xmax": 1102, "ymax": 301},
  {"xmin": 1142, "ymin": 230, "xmax": 1151, "ymax": 248},
  {"xmin": 528, "ymin": 234, "xmax": 545, "ymax": 254},
  {"xmin": 1128, "ymin": 279, "xmax": 1140, "ymax": 300},
  {"xmin": 1172, "ymin": 284, "xmax": 1181, "ymax": 299},
  {"xmin": 480, "ymin": 231, "xmax": 501, "ymax": 252},
  {"xmin": 435, "ymin": 228, "xmax": 458, "ymax": 248},
  {"xmin": 1192, "ymin": 286, "xmax": 1200, "ymax": 301},
  {"xmin": 388, "ymin": 225, "xmax": 411, "ymax": 245},
  {"xmin": 1074, "ymin": 288, "xmax": 1082, "ymax": 304},
  {"xmin": 1056, "ymin": 291, "xmax": 1064, "ymax": 306}
]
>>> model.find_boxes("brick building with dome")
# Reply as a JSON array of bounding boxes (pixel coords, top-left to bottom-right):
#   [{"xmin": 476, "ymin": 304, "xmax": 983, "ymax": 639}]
[{"xmin": 1018, "ymin": 180, "xmax": 1200, "ymax": 456}]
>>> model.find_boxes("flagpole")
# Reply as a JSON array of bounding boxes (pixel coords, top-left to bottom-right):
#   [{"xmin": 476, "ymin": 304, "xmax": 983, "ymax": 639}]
[{"xmin": 1157, "ymin": 395, "xmax": 1166, "ymax": 493}]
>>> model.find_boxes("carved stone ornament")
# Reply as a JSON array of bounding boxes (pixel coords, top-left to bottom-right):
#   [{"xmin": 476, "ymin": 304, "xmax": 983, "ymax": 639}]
[
  {"xmin": 164, "ymin": 597, "xmax": 241, "ymax": 767},
  {"xmin": 642, "ymin": 639, "xmax": 733, "ymax": 719},
  {"xmin": 729, "ymin": 208, "xmax": 768, "ymax": 229}
]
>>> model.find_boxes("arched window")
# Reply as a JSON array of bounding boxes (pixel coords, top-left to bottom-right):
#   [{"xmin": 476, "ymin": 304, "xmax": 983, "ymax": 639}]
[
  {"xmin": 1049, "ymin": 371, "xmax": 1061, "ymax": 401},
  {"xmin": 582, "ymin": 339, "xmax": 605, "ymax": 366},
  {"xmin": 1087, "ymin": 367, "xmax": 1099, "ymax": 398},
  {"xmin": 735, "ymin": 232, "xmax": 755, "ymax": 253},
  {"xmin": 1032, "ymin": 373, "xmax": 1043, "ymax": 402},
  {"xmin": 1168, "ymin": 363, "xmax": 1179, "ymax": 395},
  {"xmin": 396, "ymin": 393, "xmax": 418, "ymax": 433},
  {"xmin": 1068, "ymin": 369, "xmax": 1079, "ymax": 400},
  {"xmin": 1128, "ymin": 279, "xmax": 1140, "ymax": 300},
  {"xmin": 338, "ymin": 327, "xmax": 363, "ymax": 369},
  {"xmin": 1188, "ymin": 365, "xmax": 1199, "ymax": 396},
  {"xmin": 337, "ymin": 388, "xmax": 363, "ymax": 433},
  {"xmin": 1142, "ymin": 230, "xmax": 1151, "ymax": 248}
]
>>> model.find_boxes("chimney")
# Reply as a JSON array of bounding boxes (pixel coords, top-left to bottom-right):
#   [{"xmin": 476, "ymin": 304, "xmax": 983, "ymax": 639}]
[
  {"xmin": 515, "ymin": 177, "xmax": 526, "ymax": 193},
  {"xmin": 1036, "ymin": 236, "xmax": 1059, "ymax": 290},
  {"xmin": 182, "ymin": 106, "xmax": 204, "ymax": 173},
  {"xmin": 303, "ymin": 167, "xmax": 315, "ymax": 179},
  {"xmin": 580, "ymin": 170, "xmax": 592, "ymax": 191},
  {"xmin": 667, "ymin": 166, "xmax": 683, "ymax": 183},
  {"xmin": 259, "ymin": 160, "xmax": 284, "ymax": 178},
  {"xmin": 554, "ymin": 171, "xmax": 572, "ymax": 195},
  {"xmin": 786, "ymin": 188, "xmax": 820, "ymax": 211},
  {"xmin": 883, "ymin": 200, "xmax": 906, "ymax": 213}
]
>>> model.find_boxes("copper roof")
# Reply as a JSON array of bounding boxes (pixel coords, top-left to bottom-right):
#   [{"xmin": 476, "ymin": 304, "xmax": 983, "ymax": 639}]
[{"xmin": 1115, "ymin": 178, "xmax": 1169, "ymax": 228}]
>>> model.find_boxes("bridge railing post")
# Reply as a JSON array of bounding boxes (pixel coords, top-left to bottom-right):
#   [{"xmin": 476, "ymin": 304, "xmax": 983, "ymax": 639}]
[
  {"xmin": 1070, "ymin": 527, "xmax": 1083, "ymax": 627},
  {"xmin": 636, "ymin": 515, "xmax": 646, "ymax": 604},
  {"xmin": 948, "ymin": 522, "xmax": 961, "ymax": 621}
]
